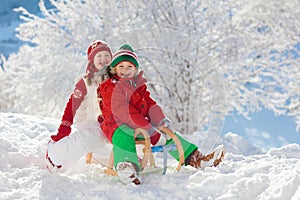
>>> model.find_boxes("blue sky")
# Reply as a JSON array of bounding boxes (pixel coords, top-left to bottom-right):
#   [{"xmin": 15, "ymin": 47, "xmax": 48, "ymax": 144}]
[
  {"xmin": 222, "ymin": 44, "xmax": 300, "ymax": 151},
  {"xmin": 222, "ymin": 110, "xmax": 299, "ymax": 152},
  {"xmin": 1, "ymin": 0, "xmax": 299, "ymax": 152}
]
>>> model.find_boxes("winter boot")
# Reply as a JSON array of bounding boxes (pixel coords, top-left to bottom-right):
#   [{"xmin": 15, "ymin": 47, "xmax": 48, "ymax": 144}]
[
  {"xmin": 45, "ymin": 151, "xmax": 62, "ymax": 173},
  {"xmin": 186, "ymin": 145, "xmax": 225, "ymax": 169},
  {"xmin": 116, "ymin": 162, "xmax": 141, "ymax": 185}
]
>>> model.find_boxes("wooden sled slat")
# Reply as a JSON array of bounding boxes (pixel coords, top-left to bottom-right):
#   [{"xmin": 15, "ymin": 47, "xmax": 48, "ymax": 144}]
[{"xmin": 159, "ymin": 127, "xmax": 185, "ymax": 171}]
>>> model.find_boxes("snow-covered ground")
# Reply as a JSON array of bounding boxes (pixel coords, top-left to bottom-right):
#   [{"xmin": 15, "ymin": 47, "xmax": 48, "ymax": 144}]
[
  {"xmin": 1, "ymin": 1, "xmax": 300, "ymax": 199},
  {"xmin": 1, "ymin": 112, "xmax": 300, "ymax": 200}
]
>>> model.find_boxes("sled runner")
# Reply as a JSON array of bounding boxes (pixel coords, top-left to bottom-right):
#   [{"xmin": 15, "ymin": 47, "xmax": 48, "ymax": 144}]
[
  {"xmin": 84, "ymin": 127, "xmax": 225, "ymax": 185},
  {"xmin": 90, "ymin": 127, "xmax": 185, "ymax": 177}
]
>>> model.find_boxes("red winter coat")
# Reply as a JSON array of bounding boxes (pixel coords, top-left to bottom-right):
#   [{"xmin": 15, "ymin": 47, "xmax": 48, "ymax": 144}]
[{"xmin": 99, "ymin": 71, "xmax": 165, "ymax": 142}]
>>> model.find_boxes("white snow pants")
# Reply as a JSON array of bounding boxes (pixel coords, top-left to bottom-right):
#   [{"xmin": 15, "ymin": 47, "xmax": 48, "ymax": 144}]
[{"xmin": 47, "ymin": 121, "xmax": 111, "ymax": 169}]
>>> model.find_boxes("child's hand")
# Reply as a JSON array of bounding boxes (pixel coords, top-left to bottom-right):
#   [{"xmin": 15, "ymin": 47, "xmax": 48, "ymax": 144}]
[
  {"xmin": 150, "ymin": 130, "xmax": 166, "ymax": 146},
  {"xmin": 159, "ymin": 118, "xmax": 175, "ymax": 133},
  {"xmin": 50, "ymin": 134, "xmax": 65, "ymax": 142},
  {"xmin": 51, "ymin": 125, "xmax": 71, "ymax": 142}
]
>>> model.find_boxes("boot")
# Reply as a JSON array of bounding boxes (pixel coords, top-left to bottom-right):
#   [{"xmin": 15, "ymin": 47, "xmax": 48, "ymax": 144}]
[
  {"xmin": 45, "ymin": 151, "xmax": 62, "ymax": 173},
  {"xmin": 116, "ymin": 162, "xmax": 141, "ymax": 185},
  {"xmin": 186, "ymin": 145, "xmax": 225, "ymax": 169}
]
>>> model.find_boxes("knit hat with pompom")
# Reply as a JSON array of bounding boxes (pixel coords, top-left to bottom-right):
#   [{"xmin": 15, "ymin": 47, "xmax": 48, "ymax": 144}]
[
  {"xmin": 87, "ymin": 40, "xmax": 112, "ymax": 62},
  {"xmin": 85, "ymin": 40, "xmax": 112, "ymax": 78},
  {"xmin": 110, "ymin": 43, "xmax": 139, "ymax": 69}
]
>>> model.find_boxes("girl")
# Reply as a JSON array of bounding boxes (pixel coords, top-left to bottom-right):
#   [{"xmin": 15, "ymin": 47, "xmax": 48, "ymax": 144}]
[
  {"xmin": 98, "ymin": 44, "xmax": 225, "ymax": 185},
  {"xmin": 46, "ymin": 40, "xmax": 113, "ymax": 172}
]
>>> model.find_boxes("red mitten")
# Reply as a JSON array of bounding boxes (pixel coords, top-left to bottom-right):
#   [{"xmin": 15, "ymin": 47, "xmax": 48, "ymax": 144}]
[
  {"xmin": 150, "ymin": 130, "xmax": 160, "ymax": 145},
  {"xmin": 150, "ymin": 130, "xmax": 166, "ymax": 146},
  {"xmin": 51, "ymin": 124, "xmax": 71, "ymax": 142}
]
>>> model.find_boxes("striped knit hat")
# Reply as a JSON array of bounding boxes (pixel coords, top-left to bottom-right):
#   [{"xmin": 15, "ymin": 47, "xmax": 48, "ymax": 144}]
[
  {"xmin": 87, "ymin": 40, "xmax": 112, "ymax": 62},
  {"xmin": 110, "ymin": 43, "xmax": 139, "ymax": 69}
]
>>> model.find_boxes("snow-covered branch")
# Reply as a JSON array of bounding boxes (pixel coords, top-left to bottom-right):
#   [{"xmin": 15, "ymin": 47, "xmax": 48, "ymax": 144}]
[{"xmin": 0, "ymin": 0, "xmax": 299, "ymax": 134}]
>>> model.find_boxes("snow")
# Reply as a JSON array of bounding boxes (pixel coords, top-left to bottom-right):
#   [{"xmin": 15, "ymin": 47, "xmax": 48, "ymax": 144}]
[
  {"xmin": 0, "ymin": 0, "xmax": 300, "ymax": 199},
  {"xmin": 1, "ymin": 112, "xmax": 300, "ymax": 199}
]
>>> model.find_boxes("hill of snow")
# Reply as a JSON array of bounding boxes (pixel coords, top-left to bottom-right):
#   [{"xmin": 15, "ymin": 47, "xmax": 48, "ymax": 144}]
[{"xmin": 1, "ymin": 112, "xmax": 300, "ymax": 199}]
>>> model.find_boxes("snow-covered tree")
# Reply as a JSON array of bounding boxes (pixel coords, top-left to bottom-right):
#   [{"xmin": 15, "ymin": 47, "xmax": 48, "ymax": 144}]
[
  {"xmin": 0, "ymin": 0, "xmax": 118, "ymax": 117},
  {"xmin": 0, "ymin": 0, "xmax": 299, "ymax": 136},
  {"xmin": 108, "ymin": 0, "xmax": 300, "ymax": 134}
]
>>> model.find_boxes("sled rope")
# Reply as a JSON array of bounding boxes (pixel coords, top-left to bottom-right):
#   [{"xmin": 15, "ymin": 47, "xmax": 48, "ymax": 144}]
[
  {"xmin": 159, "ymin": 127, "xmax": 185, "ymax": 172},
  {"xmin": 151, "ymin": 144, "xmax": 177, "ymax": 174}
]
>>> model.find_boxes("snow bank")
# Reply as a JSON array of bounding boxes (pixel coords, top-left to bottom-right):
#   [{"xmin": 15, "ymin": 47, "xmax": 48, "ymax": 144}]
[{"xmin": 0, "ymin": 112, "xmax": 299, "ymax": 199}]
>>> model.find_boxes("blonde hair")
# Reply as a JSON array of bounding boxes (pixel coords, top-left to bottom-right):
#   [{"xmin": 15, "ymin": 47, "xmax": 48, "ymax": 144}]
[{"xmin": 86, "ymin": 64, "xmax": 96, "ymax": 86}]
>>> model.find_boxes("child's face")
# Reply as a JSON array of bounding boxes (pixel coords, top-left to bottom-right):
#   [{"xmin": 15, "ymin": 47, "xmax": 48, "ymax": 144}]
[
  {"xmin": 115, "ymin": 61, "xmax": 137, "ymax": 78},
  {"xmin": 94, "ymin": 51, "xmax": 112, "ymax": 70}
]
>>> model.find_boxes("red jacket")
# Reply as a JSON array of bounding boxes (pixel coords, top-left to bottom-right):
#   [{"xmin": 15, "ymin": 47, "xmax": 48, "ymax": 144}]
[{"xmin": 99, "ymin": 71, "xmax": 165, "ymax": 142}]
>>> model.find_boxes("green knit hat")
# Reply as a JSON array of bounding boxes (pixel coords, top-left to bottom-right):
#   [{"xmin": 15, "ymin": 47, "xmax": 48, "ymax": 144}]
[{"xmin": 110, "ymin": 43, "xmax": 139, "ymax": 68}]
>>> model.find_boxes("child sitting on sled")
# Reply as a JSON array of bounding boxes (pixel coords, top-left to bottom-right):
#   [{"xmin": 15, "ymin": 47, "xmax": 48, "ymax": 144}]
[
  {"xmin": 46, "ymin": 40, "xmax": 113, "ymax": 172},
  {"xmin": 98, "ymin": 43, "xmax": 225, "ymax": 185}
]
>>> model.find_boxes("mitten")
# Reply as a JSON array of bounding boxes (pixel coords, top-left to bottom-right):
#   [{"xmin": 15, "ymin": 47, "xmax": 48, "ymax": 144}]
[
  {"xmin": 158, "ymin": 118, "xmax": 174, "ymax": 130},
  {"xmin": 51, "ymin": 124, "xmax": 71, "ymax": 142},
  {"xmin": 157, "ymin": 118, "xmax": 175, "ymax": 140},
  {"xmin": 149, "ymin": 129, "xmax": 166, "ymax": 146}
]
